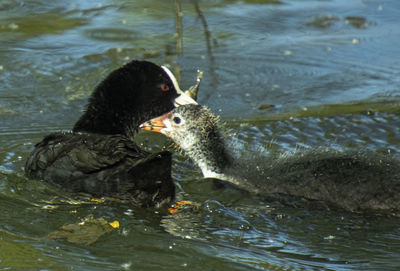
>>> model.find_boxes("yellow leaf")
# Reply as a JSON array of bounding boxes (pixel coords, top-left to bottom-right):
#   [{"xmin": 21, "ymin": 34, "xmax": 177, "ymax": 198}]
[{"xmin": 109, "ymin": 221, "xmax": 120, "ymax": 228}]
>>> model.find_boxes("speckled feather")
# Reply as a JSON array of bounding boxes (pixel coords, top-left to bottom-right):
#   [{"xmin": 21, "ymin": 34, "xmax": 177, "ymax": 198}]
[{"xmin": 156, "ymin": 104, "xmax": 400, "ymax": 216}]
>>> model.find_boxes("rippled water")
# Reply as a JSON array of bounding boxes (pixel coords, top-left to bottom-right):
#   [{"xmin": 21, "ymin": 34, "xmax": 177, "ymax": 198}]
[{"xmin": 1, "ymin": 0, "xmax": 400, "ymax": 270}]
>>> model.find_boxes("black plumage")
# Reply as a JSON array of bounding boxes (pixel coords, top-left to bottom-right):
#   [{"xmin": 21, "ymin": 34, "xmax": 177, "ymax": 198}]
[
  {"xmin": 73, "ymin": 60, "xmax": 179, "ymax": 137},
  {"xmin": 25, "ymin": 60, "xmax": 189, "ymax": 206}
]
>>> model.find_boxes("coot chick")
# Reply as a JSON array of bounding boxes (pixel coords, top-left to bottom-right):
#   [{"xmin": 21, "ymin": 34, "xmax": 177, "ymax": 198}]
[
  {"xmin": 141, "ymin": 104, "xmax": 400, "ymax": 215},
  {"xmin": 25, "ymin": 60, "xmax": 197, "ymax": 207}
]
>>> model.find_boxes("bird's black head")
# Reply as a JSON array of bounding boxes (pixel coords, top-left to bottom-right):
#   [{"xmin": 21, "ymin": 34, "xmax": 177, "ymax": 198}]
[{"xmin": 73, "ymin": 60, "xmax": 194, "ymax": 137}]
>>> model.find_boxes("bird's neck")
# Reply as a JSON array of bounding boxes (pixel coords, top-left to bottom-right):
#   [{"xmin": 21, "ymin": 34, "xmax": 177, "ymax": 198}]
[
  {"xmin": 189, "ymin": 140, "xmax": 263, "ymax": 192},
  {"xmin": 72, "ymin": 70, "xmax": 146, "ymax": 137},
  {"xmin": 184, "ymin": 132, "xmax": 233, "ymax": 180},
  {"xmin": 184, "ymin": 131, "xmax": 266, "ymax": 193},
  {"xmin": 73, "ymin": 102, "xmax": 138, "ymax": 137}
]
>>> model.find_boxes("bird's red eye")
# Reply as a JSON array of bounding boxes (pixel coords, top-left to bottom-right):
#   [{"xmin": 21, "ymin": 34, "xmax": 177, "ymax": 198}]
[{"xmin": 161, "ymin": 84, "xmax": 169, "ymax": 92}]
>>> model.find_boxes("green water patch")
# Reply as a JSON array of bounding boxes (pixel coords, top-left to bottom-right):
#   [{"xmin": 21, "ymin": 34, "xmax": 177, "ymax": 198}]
[
  {"xmin": 84, "ymin": 28, "xmax": 138, "ymax": 42},
  {"xmin": 306, "ymin": 15, "xmax": 340, "ymax": 29},
  {"xmin": 250, "ymin": 100, "xmax": 400, "ymax": 123},
  {"xmin": 0, "ymin": 12, "xmax": 87, "ymax": 39},
  {"xmin": 243, "ymin": 0, "xmax": 284, "ymax": 4},
  {"xmin": 345, "ymin": 16, "xmax": 372, "ymax": 29},
  {"xmin": 306, "ymin": 15, "xmax": 372, "ymax": 29},
  {"xmin": 223, "ymin": 0, "xmax": 283, "ymax": 4},
  {"xmin": 0, "ymin": 230, "xmax": 67, "ymax": 270}
]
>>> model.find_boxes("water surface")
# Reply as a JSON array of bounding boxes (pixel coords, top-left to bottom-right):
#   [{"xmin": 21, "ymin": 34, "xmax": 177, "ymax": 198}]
[{"xmin": 1, "ymin": 0, "xmax": 400, "ymax": 270}]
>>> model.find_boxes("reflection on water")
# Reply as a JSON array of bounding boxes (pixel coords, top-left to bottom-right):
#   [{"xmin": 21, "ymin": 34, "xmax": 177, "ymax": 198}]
[{"xmin": 1, "ymin": 0, "xmax": 400, "ymax": 270}]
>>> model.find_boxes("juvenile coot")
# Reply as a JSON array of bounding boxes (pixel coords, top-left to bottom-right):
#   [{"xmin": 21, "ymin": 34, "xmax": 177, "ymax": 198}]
[
  {"xmin": 141, "ymin": 104, "xmax": 400, "ymax": 215},
  {"xmin": 25, "ymin": 60, "xmax": 197, "ymax": 207}
]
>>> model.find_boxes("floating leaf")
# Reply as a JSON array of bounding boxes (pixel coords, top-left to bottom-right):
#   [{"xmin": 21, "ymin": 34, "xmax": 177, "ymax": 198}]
[
  {"xmin": 45, "ymin": 215, "xmax": 117, "ymax": 245},
  {"xmin": 109, "ymin": 220, "xmax": 120, "ymax": 229}
]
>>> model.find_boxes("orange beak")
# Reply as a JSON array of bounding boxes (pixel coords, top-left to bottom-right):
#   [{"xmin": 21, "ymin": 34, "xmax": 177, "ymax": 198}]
[{"xmin": 140, "ymin": 112, "xmax": 171, "ymax": 133}]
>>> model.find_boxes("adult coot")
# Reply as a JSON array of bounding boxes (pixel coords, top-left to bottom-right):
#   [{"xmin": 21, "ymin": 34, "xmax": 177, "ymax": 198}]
[
  {"xmin": 141, "ymin": 104, "xmax": 400, "ymax": 216},
  {"xmin": 25, "ymin": 60, "xmax": 197, "ymax": 207}
]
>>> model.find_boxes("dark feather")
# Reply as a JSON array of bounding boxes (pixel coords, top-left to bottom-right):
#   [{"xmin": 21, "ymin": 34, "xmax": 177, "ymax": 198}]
[{"xmin": 25, "ymin": 133, "xmax": 174, "ymax": 207}]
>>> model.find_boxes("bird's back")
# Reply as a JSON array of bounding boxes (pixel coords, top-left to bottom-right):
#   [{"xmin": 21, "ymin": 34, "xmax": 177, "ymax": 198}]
[
  {"xmin": 25, "ymin": 132, "xmax": 175, "ymax": 206},
  {"xmin": 244, "ymin": 150, "xmax": 400, "ymax": 215}
]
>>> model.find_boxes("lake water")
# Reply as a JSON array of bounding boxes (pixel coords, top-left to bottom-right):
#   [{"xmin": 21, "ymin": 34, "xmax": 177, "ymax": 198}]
[{"xmin": 1, "ymin": 0, "xmax": 400, "ymax": 270}]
